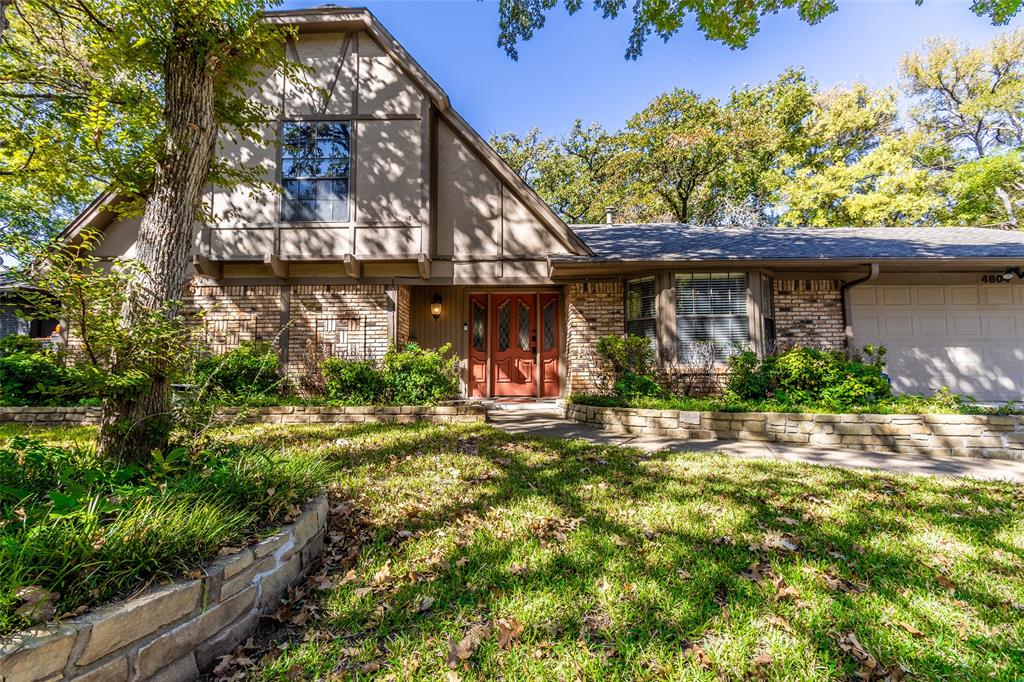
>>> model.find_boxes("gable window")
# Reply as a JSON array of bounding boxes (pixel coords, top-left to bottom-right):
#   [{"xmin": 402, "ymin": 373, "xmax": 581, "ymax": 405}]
[
  {"xmin": 675, "ymin": 273, "xmax": 749, "ymax": 363},
  {"xmin": 625, "ymin": 276, "xmax": 657, "ymax": 348},
  {"xmin": 281, "ymin": 121, "xmax": 350, "ymax": 222}
]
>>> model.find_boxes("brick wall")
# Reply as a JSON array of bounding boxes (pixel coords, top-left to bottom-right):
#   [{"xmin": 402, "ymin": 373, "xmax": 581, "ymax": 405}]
[
  {"xmin": 565, "ymin": 281, "xmax": 623, "ymax": 394},
  {"xmin": 773, "ymin": 279, "xmax": 845, "ymax": 351},
  {"xmin": 180, "ymin": 281, "xmax": 393, "ymax": 379},
  {"xmin": 182, "ymin": 283, "xmax": 285, "ymax": 352}
]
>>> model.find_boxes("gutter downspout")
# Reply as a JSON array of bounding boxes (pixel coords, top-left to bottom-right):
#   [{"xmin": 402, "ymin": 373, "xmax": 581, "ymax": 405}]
[{"xmin": 840, "ymin": 263, "xmax": 879, "ymax": 357}]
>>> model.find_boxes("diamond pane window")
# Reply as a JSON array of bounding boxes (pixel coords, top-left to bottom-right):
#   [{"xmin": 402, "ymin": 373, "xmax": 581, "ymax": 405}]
[
  {"xmin": 518, "ymin": 301, "xmax": 530, "ymax": 351},
  {"xmin": 281, "ymin": 121, "xmax": 350, "ymax": 222},
  {"xmin": 675, "ymin": 273, "xmax": 749, "ymax": 363},
  {"xmin": 497, "ymin": 301, "xmax": 511, "ymax": 352},
  {"xmin": 472, "ymin": 300, "xmax": 486, "ymax": 353},
  {"xmin": 543, "ymin": 300, "xmax": 556, "ymax": 351}
]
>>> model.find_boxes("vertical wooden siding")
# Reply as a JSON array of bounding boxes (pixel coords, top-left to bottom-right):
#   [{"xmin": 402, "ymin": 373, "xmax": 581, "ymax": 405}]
[{"xmin": 409, "ymin": 286, "xmax": 469, "ymax": 393}]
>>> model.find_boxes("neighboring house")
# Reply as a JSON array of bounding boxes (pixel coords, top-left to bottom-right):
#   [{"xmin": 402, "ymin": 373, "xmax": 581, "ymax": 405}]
[
  {"xmin": 57, "ymin": 7, "xmax": 1024, "ymax": 402},
  {"xmin": 0, "ymin": 275, "xmax": 59, "ymax": 341}
]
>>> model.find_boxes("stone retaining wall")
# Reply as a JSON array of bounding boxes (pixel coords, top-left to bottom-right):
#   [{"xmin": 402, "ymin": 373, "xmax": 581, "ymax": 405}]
[
  {"xmin": 0, "ymin": 496, "xmax": 329, "ymax": 682},
  {"xmin": 0, "ymin": 405, "xmax": 486, "ymax": 428},
  {"xmin": 564, "ymin": 403, "xmax": 1024, "ymax": 462}
]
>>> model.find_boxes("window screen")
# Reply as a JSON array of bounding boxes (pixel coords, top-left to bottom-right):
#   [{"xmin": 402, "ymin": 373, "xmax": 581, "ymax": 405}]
[
  {"xmin": 281, "ymin": 121, "xmax": 350, "ymax": 222},
  {"xmin": 675, "ymin": 273, "xmax": 749, "ymax": 363},
  {"xmin": 625, "ymin": 276, "xmax": 657, "ymax": 349}
]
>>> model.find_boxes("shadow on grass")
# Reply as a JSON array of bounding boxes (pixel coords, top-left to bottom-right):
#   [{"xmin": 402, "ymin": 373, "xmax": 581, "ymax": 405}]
[{"xmin": 222, "ymin": 422, "xmax": 1023, "ymax": 681}]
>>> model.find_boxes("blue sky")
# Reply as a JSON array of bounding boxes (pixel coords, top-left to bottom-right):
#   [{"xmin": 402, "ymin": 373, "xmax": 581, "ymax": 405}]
[{"xmin": 291, "ymin": 1, "xmax": 1016, "ymax": 137}]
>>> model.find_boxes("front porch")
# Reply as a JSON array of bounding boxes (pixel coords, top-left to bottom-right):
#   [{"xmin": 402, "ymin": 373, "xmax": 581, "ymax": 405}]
[{"xmin": 406, "ymin": 286, "xmax": 566, "ymax": 399}]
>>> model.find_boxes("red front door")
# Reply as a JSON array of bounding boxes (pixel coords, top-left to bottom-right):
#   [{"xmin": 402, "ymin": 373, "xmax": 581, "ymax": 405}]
[
  {"xmin": 491, "ymin": 293, "xmax": 536, "ymax": 396},
  {"xmin": 467, "ymin": 292, "xmax": 560, "ymax": 398}
]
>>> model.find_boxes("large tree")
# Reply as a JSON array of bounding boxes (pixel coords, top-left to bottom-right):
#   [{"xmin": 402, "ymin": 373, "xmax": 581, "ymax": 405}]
[
  {"xmin": 0, "ymin": 0, "xmax": 293, "ymax": 460},
  {"xmin": 495, "ymin": 0, "xmax": 1021, "ymax": 60},
  {"xmin": 492, "ymin": 120, "xmax": 619, "ymax": 223},
  {"xmin": 902, "ymin": 30, "xmax": 1024, "ymax": 226}
]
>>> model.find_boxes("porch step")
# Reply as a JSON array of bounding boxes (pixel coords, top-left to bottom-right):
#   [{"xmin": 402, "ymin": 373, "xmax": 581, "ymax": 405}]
[{"xmin": 478, "ymin": 399, "xmax": 562, "ymax": 412}]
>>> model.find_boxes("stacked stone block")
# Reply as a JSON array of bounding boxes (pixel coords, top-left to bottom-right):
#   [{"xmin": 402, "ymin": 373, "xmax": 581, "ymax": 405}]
[
  {"xmin": 564, "ymin": 403, "xmax": 1024, "ymax": 462},
  {"xmin": 0, "ymin": 496, "xmax": 329, "ymax": 682}
]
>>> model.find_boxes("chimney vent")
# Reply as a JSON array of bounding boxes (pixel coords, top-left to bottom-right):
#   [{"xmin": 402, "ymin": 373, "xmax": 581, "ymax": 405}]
[{"xmin": 605, "ymin": 207, "xmax": 614, "ymax": 225}]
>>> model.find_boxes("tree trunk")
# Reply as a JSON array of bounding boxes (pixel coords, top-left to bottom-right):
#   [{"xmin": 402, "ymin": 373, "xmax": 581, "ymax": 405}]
[{"xmin": 98, "ymin": 45, "xmax": 218, "ymax": 461}]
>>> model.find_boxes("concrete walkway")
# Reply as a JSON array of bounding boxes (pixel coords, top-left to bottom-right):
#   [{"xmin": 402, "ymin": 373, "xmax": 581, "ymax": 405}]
[{"xmin": 488, "ymin": 407, "xmax": 1024, "ymax": 483}]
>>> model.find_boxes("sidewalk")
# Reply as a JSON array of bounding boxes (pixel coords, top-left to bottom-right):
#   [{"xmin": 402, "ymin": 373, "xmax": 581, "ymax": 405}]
[{"xmin": 488, "ymin": 407, "xmax": 1024, "ymax": 483}]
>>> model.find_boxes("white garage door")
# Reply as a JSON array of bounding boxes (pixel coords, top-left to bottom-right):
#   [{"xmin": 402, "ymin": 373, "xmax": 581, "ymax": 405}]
[{"xmin": 850, "ymin": 283, "xmax": 1024, "ymax": 402}]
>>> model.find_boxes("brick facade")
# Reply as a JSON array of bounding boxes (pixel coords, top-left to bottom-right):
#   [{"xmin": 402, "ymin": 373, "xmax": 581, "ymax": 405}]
[
  {"xmin": 772, "ymin": 279, "xmax": 845, "ymax": 351},
  {"xmin": 180, "ymin": 281, "xmax": 393, "ymax": 380},
  {"xmin": 565, "ymin": 281, "xmax": 624, "ymax": 394}
]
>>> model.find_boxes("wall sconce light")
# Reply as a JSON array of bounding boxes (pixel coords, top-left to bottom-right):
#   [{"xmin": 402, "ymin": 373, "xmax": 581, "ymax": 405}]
[
  {"xmin": 430, "ymin": 294, "xmax": 443, "ymax": 320},
  {"xmin": 1002, "ymin": 268, "xmax": 1018, "ymax": 281}
]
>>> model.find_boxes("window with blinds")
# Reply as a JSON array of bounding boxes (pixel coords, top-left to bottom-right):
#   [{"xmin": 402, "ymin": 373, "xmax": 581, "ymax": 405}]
[
  {"xmin": 675, "ymin": 273, "xmax": 749, "ymax": 363},
  {"xmin": 625, "ymin": 276, "xmax": 657, "ymax": 349}
]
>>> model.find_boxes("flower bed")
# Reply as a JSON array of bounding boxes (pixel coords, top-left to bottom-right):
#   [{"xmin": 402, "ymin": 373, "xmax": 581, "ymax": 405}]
[
  {"xmin": 0, "ymin": 496, "xmax": 328, "ymax": 682},
  {"xmin": 564, "ymin": 403, "xmax": 1024, "ymax": 461}
]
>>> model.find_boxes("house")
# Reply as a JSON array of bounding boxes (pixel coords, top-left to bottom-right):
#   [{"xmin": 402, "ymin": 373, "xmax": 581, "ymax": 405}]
[{"xmin": 58, "ymin": 6, "xmax": 1024, "ymax": 402}]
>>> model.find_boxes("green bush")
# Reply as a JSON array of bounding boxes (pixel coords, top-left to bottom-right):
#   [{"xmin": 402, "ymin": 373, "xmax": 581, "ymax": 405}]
[
  {"xmin": 596, "ymin": 335, "xmax": 656, "ymax": 379},
  {"xmin": 322, "ymin": 358, "xmax": 384, "ymax": 404},
  {"xmin": 614, "ymin": 372, "xmax": 663, "ymax": 400},
  {"xmin": 381, "ymin": 343, "xmax": 459, "ymax": 406},
  {"xmin": 193, "ymin": 341, "xmax": 283, "ymax": 399},
  {"xmin": 727, "ymin": 346, "xmax": 891, "ymax": 408},
  {"xmin": 0, "ymin": 334, "xmax": 45, "ymax": 358},
  {"xmin": 0, "ymin": 436, "xmax": 326, "ymax": 634},
  {"xmin": 0, "ymin": 350, "xmax": 98, "ymax": 407}
]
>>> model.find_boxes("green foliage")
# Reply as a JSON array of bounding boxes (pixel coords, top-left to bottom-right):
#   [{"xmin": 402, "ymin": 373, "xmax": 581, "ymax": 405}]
[
  {"xmin": 596, "ymin": 335, "xmax": 656, "ymax": 380},
  {"xmin": 0, "ymin": 435, "xmax": 326, "ymax": 634},
  {"xmin": 193, "ymin": 341, "xmax": 283, "ymax": 400},
  {"xmin": 613, "ymin": 372, "xmax": 663, "ymax": 401},
  {"xmin": 496, "ymin": 0, "xmax": 1018, "ymax": 61},
  {"xmin": 726, "ymin": 346, "xmax": 892, "ymax": 410},
  {"xmin": 0, "ymin": 335, "xmax": 44, "ymax": 358},
  {"xmin": 321, "ymin": 358, "xmax": 385, "ymax": 405},
  {"xmin": 0, "ymin": 348, "xmax": 102, "ymax": 407},
  {"xmin": 9, "ymin": 233, "xmax": 195, "ymax": 405},
  {"xmin": 381, "ymin": 343, "xmax": 460, "ymax": 406},
  {"xmin": 495, "ymin": 29, "xmax": 1024, "ymax": 229}
]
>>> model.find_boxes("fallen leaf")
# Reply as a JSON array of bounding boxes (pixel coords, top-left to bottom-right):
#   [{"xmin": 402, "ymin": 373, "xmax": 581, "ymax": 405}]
[
  {"xmin": 676, "ymin": 569, "xmax": 692, "ymax": 581},
  {"xmin": 417, "ymin": 596, "xmax": 435, "ymax": 613},
  {"xmin": 14, "ymin": 586, "xmax": 59, "ymax": 624},
  {"xmin": 777, "ymin": 516, "xmax": 799, "ymax": 526},
  {"xmin": 765, "ymin": 615, "xmax": 793, "ymax": 632},
  {"xmin": 741, "ymin": 562, "xmax": 767, "ymax": 583},
  {"xmin": 753, "ymin": 652, "xmax": 773, "ymax": 665},
  {"xmin": 936, "ymin": 574, "xmax": 957, "ymax": 591},
  {"xmin": 497, "ymin": 617, "xmax": 525, "ymax": 649},
  {"xmin": 898, "ymin": 621, "xmax": 925, "ymax": 638}
]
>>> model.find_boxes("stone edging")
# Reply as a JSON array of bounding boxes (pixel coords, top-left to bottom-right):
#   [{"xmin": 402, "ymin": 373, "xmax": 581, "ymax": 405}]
[
  {"xmin": 0, "ymin": 405, "xmax": 486, "ymax": 428},
  {"xmin": 564, "ymin": 403, "xmax": 1024, "ymax": 462},
  {"xmin": 1, "ymin": 495, "xmax": 330, "ymax": 682}
]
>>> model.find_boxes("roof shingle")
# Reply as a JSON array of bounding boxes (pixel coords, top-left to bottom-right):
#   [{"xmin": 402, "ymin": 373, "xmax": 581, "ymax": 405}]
[{"xmin": 564, "ymin": 224, "xmax": 1024, "ymax": 262}]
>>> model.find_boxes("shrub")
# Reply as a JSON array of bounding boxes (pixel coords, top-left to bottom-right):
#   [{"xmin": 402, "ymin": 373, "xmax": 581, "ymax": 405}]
[
  {"xmin": 381, "ymin": 343, "xmax": 459, "ymax": 405},
  {"xmin": 0, "ymin": 334, "xmax": 45, "ymax": 358},
  {"xmin": 322, "ymin": 358, "xmax": 384, "ymax": 404},
  {"xmin": 193, "ymin": 341, "xmax": 283, "ymax": 399},
  {"xmin": 596, "ymin": 335, "xmax": 655, "ymax": 380},
  {"xmin": 0, "ymin": 350, "xmax": 98, "ymax": 407},
  {"xmin": 727, "ymin": 346, "xmax": 891, "ymax": 408},
  {"xmin": 614, "ymin": 372, "xmax": 663, "ymax": 400}
]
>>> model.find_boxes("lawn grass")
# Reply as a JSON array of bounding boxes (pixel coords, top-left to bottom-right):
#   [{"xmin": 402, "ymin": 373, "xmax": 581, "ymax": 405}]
[{"xmin": 196, "ymin": 421, "xmax": 1024, "ymax": 681}]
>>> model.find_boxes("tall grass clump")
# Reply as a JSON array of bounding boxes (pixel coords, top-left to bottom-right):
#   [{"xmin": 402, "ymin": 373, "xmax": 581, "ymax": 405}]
[{"xmin": 0, "ymin": 436, "xmax": 327, "ymax": 634}]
